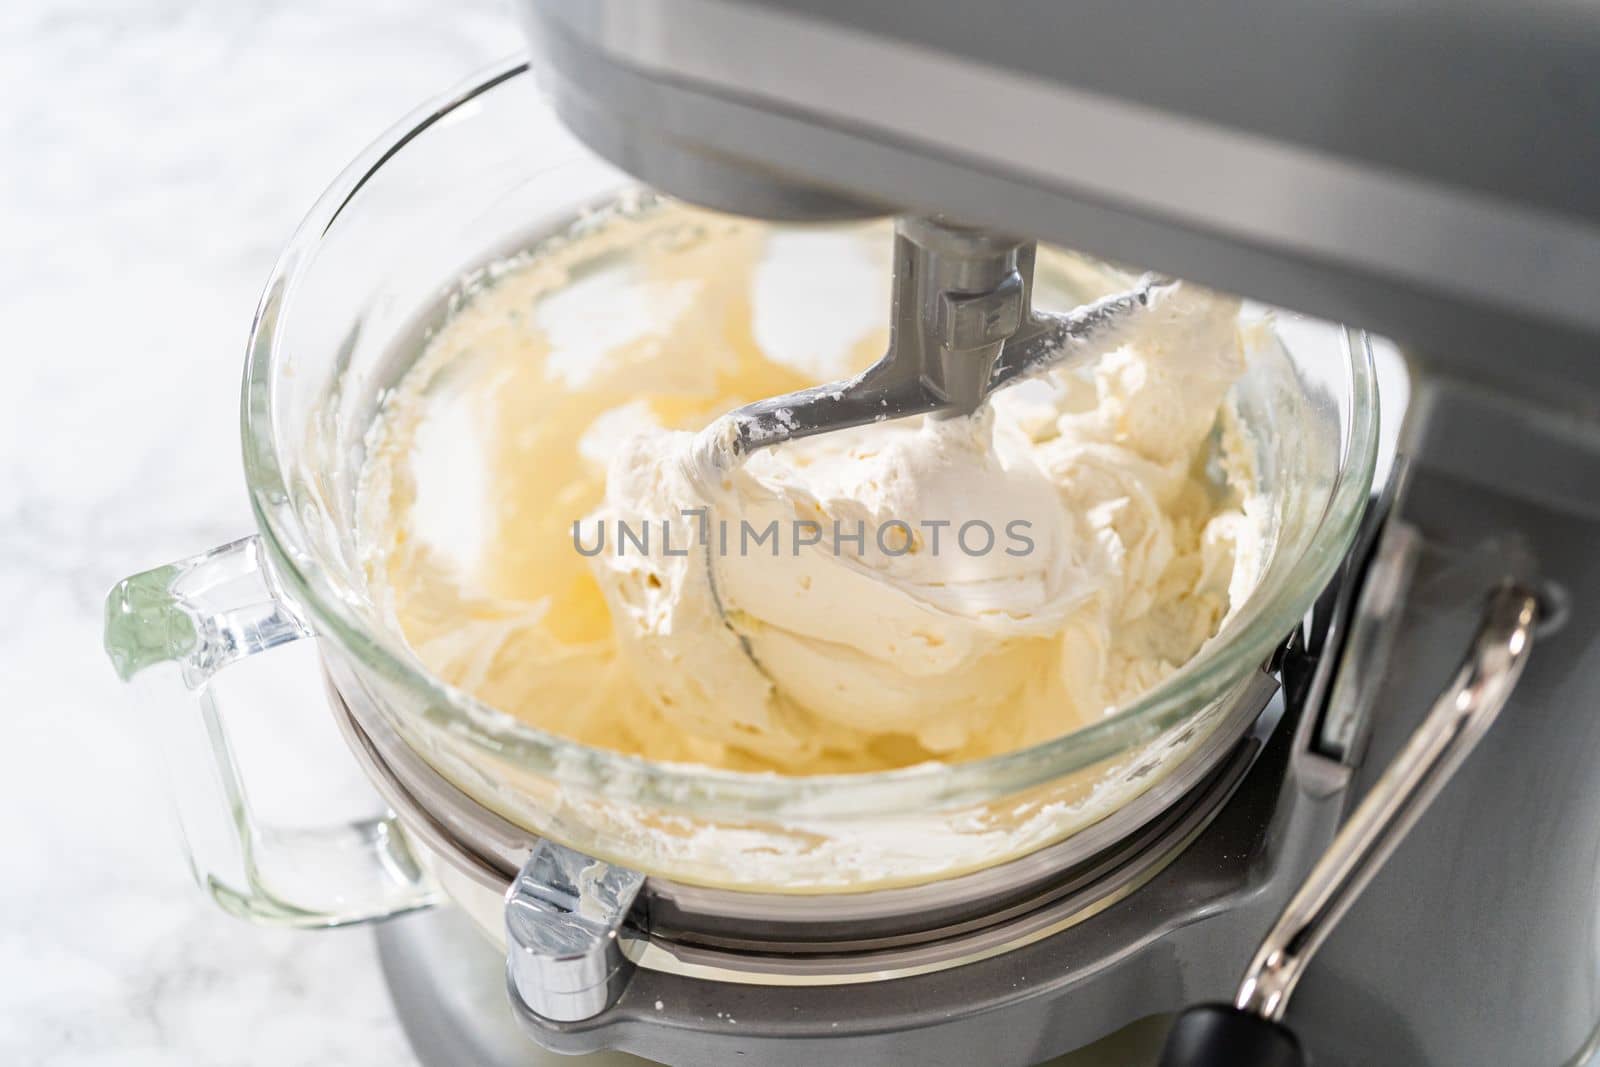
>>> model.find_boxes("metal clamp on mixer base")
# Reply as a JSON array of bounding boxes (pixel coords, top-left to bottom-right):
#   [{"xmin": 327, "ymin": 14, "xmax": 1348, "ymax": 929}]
[{"xmin": 505, "ymin": 842, "xmax": 647, "ymax": 1024}]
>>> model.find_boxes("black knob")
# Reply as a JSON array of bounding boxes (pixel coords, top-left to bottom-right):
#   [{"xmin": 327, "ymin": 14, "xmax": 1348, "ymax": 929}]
[{"xmin": 1158, "ymin": 1004, "xmax": 1304, "ymax": 1067}]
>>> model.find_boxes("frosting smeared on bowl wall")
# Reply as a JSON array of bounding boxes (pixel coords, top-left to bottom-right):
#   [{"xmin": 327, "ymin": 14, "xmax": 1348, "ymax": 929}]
[{"xmin": 357, "ymin": 202, "xmax": 1264, "ymax": 775}]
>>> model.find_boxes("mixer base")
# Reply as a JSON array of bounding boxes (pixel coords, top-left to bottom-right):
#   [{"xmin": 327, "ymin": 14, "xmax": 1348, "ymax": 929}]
[
  {"xmin": 370, "ymin": 692, "xmax": 1310, "ymax": 1066},
  {"xmin": 375, "ymin": 907, "xmax": 1172, "ymax": 1067},
  {"xmin": 377, "ymin": 909, "xmax": 588, "ymax": 1067}
]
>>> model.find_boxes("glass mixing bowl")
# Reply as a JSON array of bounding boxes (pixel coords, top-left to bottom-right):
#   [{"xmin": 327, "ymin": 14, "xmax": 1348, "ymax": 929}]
[{"xmin": 106, "ymin": 60, "xmax": 1377, "ymax": 918}]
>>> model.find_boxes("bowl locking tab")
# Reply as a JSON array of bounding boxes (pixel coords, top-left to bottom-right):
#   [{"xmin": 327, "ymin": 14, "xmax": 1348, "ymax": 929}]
[{"xmin": 504, "ymin": 839, "xmax": 648, "ymax": 1022}]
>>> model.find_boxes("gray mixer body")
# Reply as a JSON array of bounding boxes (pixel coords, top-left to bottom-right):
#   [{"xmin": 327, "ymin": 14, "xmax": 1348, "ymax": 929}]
[
  {"xmin": 516, "ymin": 0, "xmax": 1600, "ymax": 411},
  {"xmin": 375, "ymin": 4, "xmax": 1600, "ymax": 1064}
]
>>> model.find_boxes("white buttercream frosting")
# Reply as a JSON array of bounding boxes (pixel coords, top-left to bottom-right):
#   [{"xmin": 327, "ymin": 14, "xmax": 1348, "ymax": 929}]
[
  {"xmin": 582, "ymin": 281, "xmax": 1254, "ymax": 765},
  {"xmin": 358, "ymin": 206, "xmax": 1263, "ymax": 775}
]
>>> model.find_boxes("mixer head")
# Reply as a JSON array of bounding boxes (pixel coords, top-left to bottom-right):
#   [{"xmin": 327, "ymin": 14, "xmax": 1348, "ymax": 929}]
[{"xmin": 518, "ymin": 0, "xmax": 1600, "ymax": 408}]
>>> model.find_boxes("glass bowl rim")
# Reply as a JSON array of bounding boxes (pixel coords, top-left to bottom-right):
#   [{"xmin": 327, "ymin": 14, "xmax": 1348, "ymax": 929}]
[{"xmin": 241, "ymin": 58, "xmax": 1380, "ymax": 818}]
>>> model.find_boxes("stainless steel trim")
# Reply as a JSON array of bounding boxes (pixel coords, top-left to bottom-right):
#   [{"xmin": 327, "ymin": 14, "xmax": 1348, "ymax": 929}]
[
  {"xmin": 1315, "ymin": 520, "xmax": 1422, "ymax": 763},
  {"xmin": 1235, "ymin": 583, "xmax": 1539, "ymax": 1020}
]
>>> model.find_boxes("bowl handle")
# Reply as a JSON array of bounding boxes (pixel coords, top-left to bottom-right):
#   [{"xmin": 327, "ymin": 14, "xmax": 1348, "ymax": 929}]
[{"xmin": 103, "ymin": 535, "xmax": 441, "ymax": 927}]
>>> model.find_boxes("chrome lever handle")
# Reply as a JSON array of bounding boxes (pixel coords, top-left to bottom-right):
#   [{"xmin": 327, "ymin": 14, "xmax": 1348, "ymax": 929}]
[
  {"xmin": 1160, "ymin": 582, "xmax": 1538, "ymax": 1067},
  {"xmin": 1237, "ymin": 581, "xmax": 1538, "ymax": 1020}
]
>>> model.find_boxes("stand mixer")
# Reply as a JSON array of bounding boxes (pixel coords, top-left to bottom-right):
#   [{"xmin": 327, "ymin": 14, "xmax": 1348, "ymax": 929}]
[
  {"xmin": 102, "ymin": 2, "xmax": 1600, "ymax": 1065},
  {"xmin": 497, "ymin": 1, "xmax": 1600, "ymax": 1061}
]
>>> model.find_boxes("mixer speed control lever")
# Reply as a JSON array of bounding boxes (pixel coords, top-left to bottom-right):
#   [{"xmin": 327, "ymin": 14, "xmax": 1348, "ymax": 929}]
[{"xmin": 1158, "ymin": 583, "xmax": 1539, "ymax": 1067}]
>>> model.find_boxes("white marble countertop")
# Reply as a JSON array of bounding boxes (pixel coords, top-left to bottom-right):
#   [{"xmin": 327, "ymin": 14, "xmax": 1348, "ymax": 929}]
[{"xmin": 3, "ymin": 4, "xmax": 507, "ymax": 1063}]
